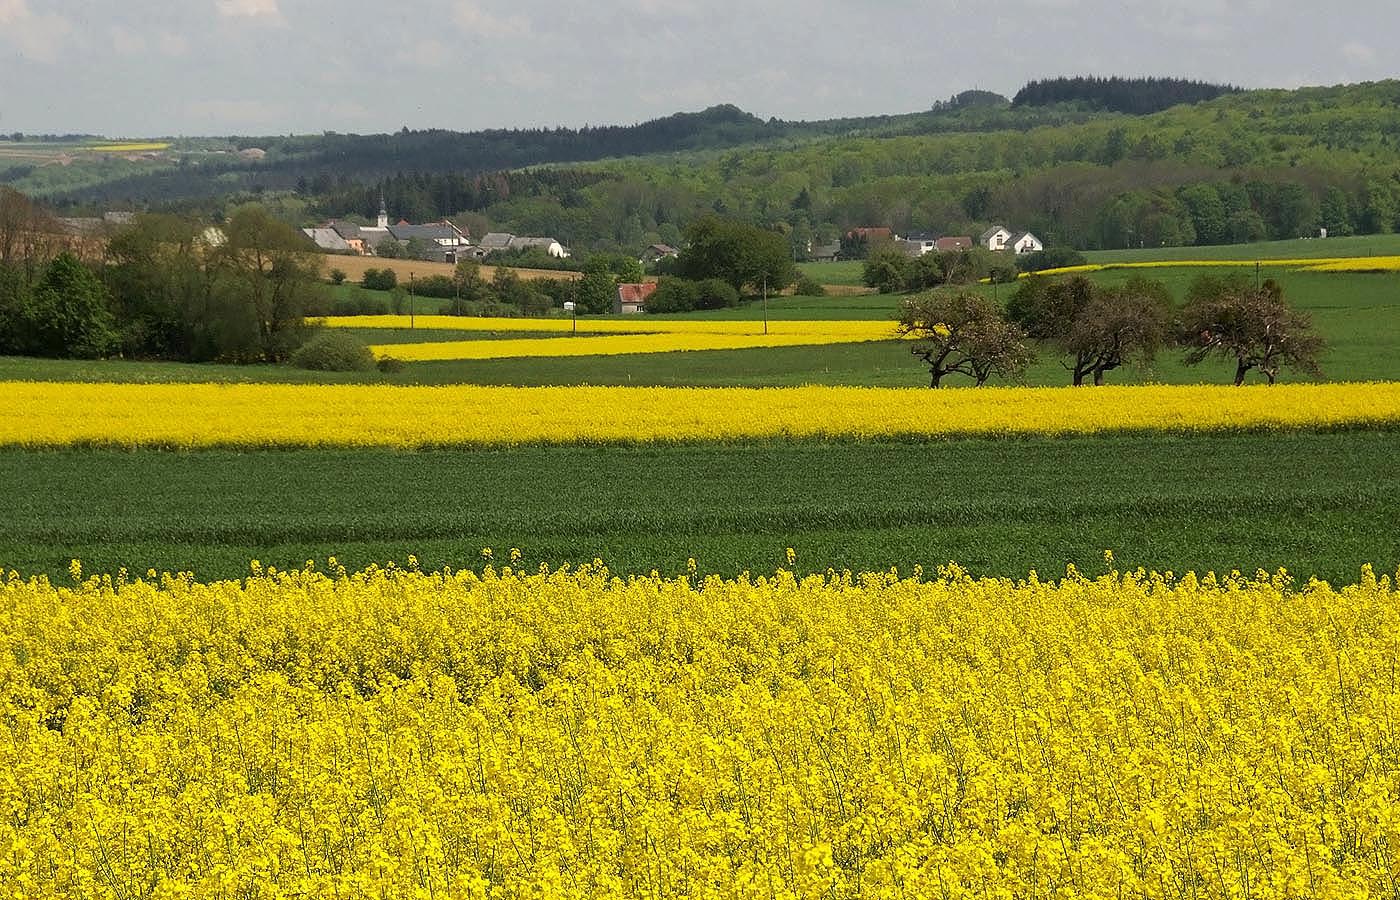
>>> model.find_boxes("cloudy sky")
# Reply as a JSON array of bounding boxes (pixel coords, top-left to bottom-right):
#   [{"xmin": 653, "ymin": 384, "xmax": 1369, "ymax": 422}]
[{"xmin": 2, "ymin": 0, "xmax": 1395, "ymax": 136}]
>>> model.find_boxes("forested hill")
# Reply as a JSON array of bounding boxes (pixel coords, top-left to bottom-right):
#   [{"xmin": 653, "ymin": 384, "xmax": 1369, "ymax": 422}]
[
  {"xmin": 28, "ymin": 94, "xmax": 1114, "ymax": 207},
  {"xmin": 1013, "ymin": 77, "xmax": 1240, "ymax": 114},
  {"xmin": 15, "ymin": 79, "xmax": 1400, "ymax": 257}
]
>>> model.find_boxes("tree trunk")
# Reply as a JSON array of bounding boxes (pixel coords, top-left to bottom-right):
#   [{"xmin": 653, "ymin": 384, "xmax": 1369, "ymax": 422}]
[
  {"xmin": 1093, "ymin": 369, "xmax": 1105, "ymax": 386},
  {"xmin": 1234, "ymin": 360, "xmax": 1250, "ymax": 386},
  {"xmin": 930, "ymin": 369, "xmax": 943, "ymax": 388}
]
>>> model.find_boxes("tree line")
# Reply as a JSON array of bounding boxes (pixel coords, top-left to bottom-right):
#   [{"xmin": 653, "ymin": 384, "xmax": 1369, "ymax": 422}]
[
  {"xmin": 1013, "ymin": 77, "xmax": 1240, "ymax": 115},
  {"xmin": 901, "ymin": 273, "xmax": 1324, "ymax": 388},
  {"xmin": 24, "ymin": 82, "xmax": 1400, "ymax": 260},
  {"xmin": 0, "ymin": 189, "xmax": 325, "ymax": 363}
]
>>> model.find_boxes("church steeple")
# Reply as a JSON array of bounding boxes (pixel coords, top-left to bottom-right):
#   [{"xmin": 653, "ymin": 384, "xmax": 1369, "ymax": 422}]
[{"xmin": 377, "ymin": 192, "xmax": 389, "ymax": 229}]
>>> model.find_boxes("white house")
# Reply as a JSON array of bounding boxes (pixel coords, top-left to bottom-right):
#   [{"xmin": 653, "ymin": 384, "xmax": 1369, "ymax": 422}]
[
  {"xmin": 508, "ymin": 236, "xmax": 571, "ymax": 258},
  {"xmin": 980, "ymin": 226, "xmax": 1012, "ymax": 252},
  {"xmin": 1009, "ymin": 231, "xmax": 1044, "ymax": 255},
  {"xmin": 898, "ymin": 231, "xmax": 941, "ymax": 257},
  {"xmin": 475, "ymin": 233, "xmax": 571, "ymax": 259}
]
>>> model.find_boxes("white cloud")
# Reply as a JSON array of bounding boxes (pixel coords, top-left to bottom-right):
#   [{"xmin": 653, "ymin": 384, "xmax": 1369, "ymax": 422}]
[
  {"xmin": 0, "ymin": 0, "xmax": 72, "ymax": 64},
  {"xmin": 215, "ymin": 0, "xmax": 280, "ymax": 18},
  {"xmin": 453, "ymin": 2, "xmax": 530, "ymax": 38},
  {"xmin": 1342, "ymin": 41, "xmax": 1377, "ymax": 64},
  {"xmin": 110, "ymin": 24, "xmax": 146, "ymax": 56},
  {"xmin": 158, "ymin": 30, "xmax": 191, "ymax": 57}
]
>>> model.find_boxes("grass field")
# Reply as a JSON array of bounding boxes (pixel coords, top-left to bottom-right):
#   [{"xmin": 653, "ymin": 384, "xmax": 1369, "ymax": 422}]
[
  {"xmin": 5, "ymin": 432, "xmax": 1396, "ymax": 583},
  {"xmin": 1084, "ymin": 233, "xmax": 1400, "ymax": 263}
]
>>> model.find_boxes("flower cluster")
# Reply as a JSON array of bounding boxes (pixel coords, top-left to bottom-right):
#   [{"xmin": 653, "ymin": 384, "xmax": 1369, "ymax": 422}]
[{"xmin": 1, "ymin": 561, "xmax": 1397, "ymax": 898}]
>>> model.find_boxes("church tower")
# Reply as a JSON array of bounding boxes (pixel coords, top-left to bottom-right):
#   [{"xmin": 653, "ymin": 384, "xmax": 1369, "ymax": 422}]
[{"xmin": 377, "ymin": 193, "xmax": 389, "ymax": 229}]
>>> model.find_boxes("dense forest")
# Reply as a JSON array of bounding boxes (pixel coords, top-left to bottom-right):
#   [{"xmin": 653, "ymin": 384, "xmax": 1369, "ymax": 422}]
[
  {"xmin": 1012, "ymin": 77, "xmax": 1240, "ymax": 114},
  {"xmin": 11, "ymin": 79, "xmax": 1400, "ymax": 255}
]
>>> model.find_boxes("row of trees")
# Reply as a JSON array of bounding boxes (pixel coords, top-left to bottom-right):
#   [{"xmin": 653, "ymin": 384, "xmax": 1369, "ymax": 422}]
[
  {"xmin": 0, "ymin": 192, "xmax": 326, "ymax": 362},
  {"xmin": 900, "ymin": 274, "xmax": 1324, "ymax": 387}
]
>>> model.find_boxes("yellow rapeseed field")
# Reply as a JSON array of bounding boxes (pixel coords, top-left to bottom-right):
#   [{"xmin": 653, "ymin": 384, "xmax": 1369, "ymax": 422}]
[
  {"xmin": 374, "ymin": 330, "xmax": 899, "ymax": 361},
  {"xmin": 87, "ymin": 142, "xmax": 171, "ymax": 153},
  {"xmin": 323, "ymin": 317, "xmax": 900, "ymax": 360},
  {"xmin": 1302, "ymin": 256, "xmax": 1400, "ymax": 273},
  {"xmin": 322, "ymin": 315, "xmax": 895, "ymax": 336},
  {"xmin": 1024, "ymin": 258, "xmax": 1395, "ymax": 278},
  {"xmin": 2, "ymin": 561, "xmax": 1398, "ymax": 898},
  {"xmin": 5, "ymin": 381, "xmax": 1400, "ymax": 448}
]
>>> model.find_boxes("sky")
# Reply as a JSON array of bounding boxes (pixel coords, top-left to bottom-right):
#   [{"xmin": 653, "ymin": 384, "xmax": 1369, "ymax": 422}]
[{"xmin": 2, "ymin": 0, "xmax": 1397, "ymax": 137}]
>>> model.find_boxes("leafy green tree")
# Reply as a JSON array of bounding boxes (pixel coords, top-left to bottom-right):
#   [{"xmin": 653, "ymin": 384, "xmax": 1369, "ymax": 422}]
[
  {"xmin": 1320, "ymin": 187, "xmax": 1354, "ymax": 236},
  {"xmin": 676, "ymin": 217, "xmax": 795, "ymax": 294},
  {"xmin": 576, "ymin": 256, "xmax": 617, "ymax": 314},
  {"xmin": 361, "ymin": 267, "xmax": 397, "ymax": 291},
  {"xmin": 211, "ymin": 206, "xmax": 323, "ymax": 361},
  {"xmin": 862, "ymin": 245, "xmax": 911, "ymax": 293},
  {"xmin": 105, "ymin": 213, "xmax": 209, "ymax": 358},
  {"xmin": 644, "ymin": 278, "xmax": 700, "ymax": 313},
  {"xmin": 1062, "ymin": 278, "xmax": 1174, "ymax": 385},
  {"xmin": 375, "ymin": 237, "xmax": 405, "ymax": 259},
  {"xmin": 1009, "ymin": 274, "xmax": 1171, "ymax": 385},
  {"xmin": 1358, "ymin": 180, "xmax": 1396, "ymax": 234},
  {"xmin": 15, "ymin": 253, "xmax": 118, "ymax": 358},
  {"xmin": 1181, "ymin": 280, "xmax": 1325, "ymax": 385},
  {"xmin": 897, "ymin": 290, "xmax": 1032, "ymax": 387},
  {"xmin": 1178, "ymin": 183, "xmax": 1228, "ymax": 245},
  {"xmin": 451, "ymin": 259, "xmax": 491, "ymax": 312}
]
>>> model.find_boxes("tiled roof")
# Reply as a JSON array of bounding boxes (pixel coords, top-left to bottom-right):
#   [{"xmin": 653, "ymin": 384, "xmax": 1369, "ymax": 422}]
[{"xmin": 616, "ymin": 282, "xmax": 659, "ymax": 304}]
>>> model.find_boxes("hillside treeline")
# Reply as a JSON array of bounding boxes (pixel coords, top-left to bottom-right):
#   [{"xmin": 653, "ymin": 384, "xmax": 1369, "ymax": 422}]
[
  {"xmin": 1013, "ymin": 77, "xmax": 1240, "ymax": 114},
  {"xmin": 23, "ymin": 103, "xmax": 1102, "ymax": 210},
  {"xmin": 15, "ymin": 82, "xmax": 1400, "ymax": 255},
  {"xmin": 309, "ymin": 82, "xmax": 1400, "ymax": 254}
]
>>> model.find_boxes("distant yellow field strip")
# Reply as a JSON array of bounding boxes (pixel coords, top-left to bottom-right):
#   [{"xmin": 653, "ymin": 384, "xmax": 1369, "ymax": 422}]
[
  {"xmin": 1030, "ymin": 257, "xmax": 1400, "ymax": 277},
  {"xmin": 88, "ymin": 142, "xmax": 171, "ymax": 153},
  {"xmin": 6, "ymin": 382, "xmax": 1400, "ymax": 448},
  {"xmin": 373, "ymin": 330, "xmax": 899, "ymax": 360},
  {"xmin": 325, "ymin": 315, "xmax": 898, "ymax": 337}
]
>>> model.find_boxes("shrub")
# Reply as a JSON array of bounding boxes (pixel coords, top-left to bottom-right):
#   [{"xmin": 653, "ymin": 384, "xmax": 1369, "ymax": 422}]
[
  {"xmin": 376, "ymin": 356, "xmax": 405, "ymax": 374},
  {"xmin": 361, "ymin": 268, "xmax": 398, "ymax": 291},
  {"xmin": 644, "ymin": 278, "xmax": 700, "ymax": 313},
  {"xmin": 695, "ymin": 278, "xmax": 740, "ymax": 310},
  {"xmin": 1017, "ymin": 248, "xmax": 1088, "ymax": 273},
  {"xmin": 289, "ymin": 331, "xmax": 376, "ymax": 372},
  {"xmin": 794, "ymin": 273, "xmax": 827, "ymax": 297},
  {"xmin": 329, "ymin": 268, "xmax": 347, "ymax": 285},
  {"xmin": 412, "ymin": 275, "xmax": 457, "ymax": 299},
  {"xmin": 331, "ymin": 288, "xmax": 390, "ymax": 317}
]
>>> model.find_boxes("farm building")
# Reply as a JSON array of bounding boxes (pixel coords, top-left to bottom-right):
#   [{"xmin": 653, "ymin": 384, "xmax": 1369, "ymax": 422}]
[
  {"xmin": 936, "ymin": 236, "xmax": 973, "ymax": 251},
  {"xmin": 615, "ymin": 282, "xmax": 658, "ymax": 314},
  {"xmin": 898, "ymin": 231, "xmax": 941, "ymax": 257},
  {"xmin": 641, "ymin": 243, "xmax": 679, "ymax": 264}
]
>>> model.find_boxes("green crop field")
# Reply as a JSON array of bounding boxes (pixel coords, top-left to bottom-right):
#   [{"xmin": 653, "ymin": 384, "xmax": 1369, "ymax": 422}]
[
  {"xmin": 1083, "ymin": 233, "xmax": 1400, "ymax": 263},
  {"xmin": 4, "ymin": 432, "xmax": 1396, "ymax": 583}
]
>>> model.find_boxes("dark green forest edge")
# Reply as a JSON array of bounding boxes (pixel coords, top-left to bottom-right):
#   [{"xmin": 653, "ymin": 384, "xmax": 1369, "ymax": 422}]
[{"xmin": 9, "ymin": 78, "xmax": 1400, "ymax": 257}]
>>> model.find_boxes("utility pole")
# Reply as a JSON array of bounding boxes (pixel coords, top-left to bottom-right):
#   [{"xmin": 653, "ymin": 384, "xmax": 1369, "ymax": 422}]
[
  {"xmin": 409, "ymin": 272, "xmax": 415, "ymax": 329},
  {"xmin": 762, "ymin": 274, "xmax": 768, "ymax": 336}
]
